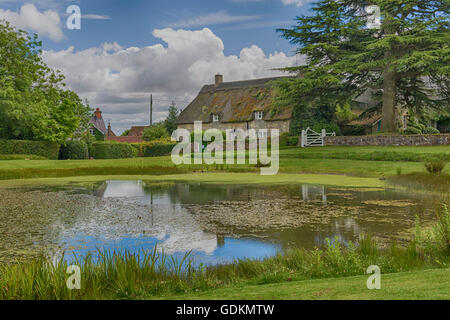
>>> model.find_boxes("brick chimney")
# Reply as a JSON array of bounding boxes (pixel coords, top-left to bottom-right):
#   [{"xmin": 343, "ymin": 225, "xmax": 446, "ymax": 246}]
[
  {"xmin": 95, "ymin": 108, "xmax": 102, "ymax": 119},
  {"xmin": 215, "ymin": 74, "xmax": 223, "ymax": 86}
]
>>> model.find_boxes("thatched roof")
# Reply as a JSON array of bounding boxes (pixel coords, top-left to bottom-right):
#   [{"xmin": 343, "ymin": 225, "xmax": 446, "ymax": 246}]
[{"xmin": 177, "ymin": 77, "xmax": 292, "ymax": 124}]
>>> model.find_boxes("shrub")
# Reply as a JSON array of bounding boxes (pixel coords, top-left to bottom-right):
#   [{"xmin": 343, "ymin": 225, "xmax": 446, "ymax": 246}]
[
  {"xmin": 143, "ymin": 143, "xmax": 177, "ymax": 157},
  {"xmin": 424, "ymin": 158, "xmax": 446, "ymax": 174},
  {"xmin": 308, "ymin": 121, "xmax": 341, "ymax": 136},
  {"xmin": 59, "ymin": 141, "xmax": 89, "ymax": 160},
  {"xmin": 0, "ymin": 154, "xmax": 48, "ymax": 160},
  {"xmin": 143, "ymin": 124, "xmax": 169, "ymax": 142},
  {"xmin": 423, "ymin": 126, "xmax": 440, "ymax": 134},
  {"xmin": 287, "ymin": 136, "xmax": 299, "ymax": 146},
  {"xmin": 131, "ymin": 138, "xmax": 174, "ymax": 157},
  {"xmin": 89, "ymin": 141, "xmax": 134, "ymax": 159},
  {"xmin": 280, "ymin": 132, "xmax": 290, "ymax": 147},
  {"xmin": 0, "ymin": 139, "xmax": 60, "ymax": 159},
  {"xmin": 403, "ymin": 127, "xmax": 422, "ymax": 135}
]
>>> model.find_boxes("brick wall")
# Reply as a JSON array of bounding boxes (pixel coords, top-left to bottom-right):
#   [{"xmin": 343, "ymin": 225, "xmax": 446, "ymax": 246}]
[{"xmin": 324, "ymin": 134, "xmax": 450, "ymax": 146}]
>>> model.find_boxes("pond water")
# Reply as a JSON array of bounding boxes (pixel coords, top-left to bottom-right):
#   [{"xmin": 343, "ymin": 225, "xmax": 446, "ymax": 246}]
[{"xmin": 0, "ymin": 180, "xmax": 441, "ymax": 266}]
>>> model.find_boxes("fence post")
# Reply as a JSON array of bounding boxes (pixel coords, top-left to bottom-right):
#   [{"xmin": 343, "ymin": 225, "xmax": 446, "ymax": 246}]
[
  {"xmin": 301, "ymin": 130, "xmax": 305, "ymax": 147},
  {"xmin": 321, "ymin": 129, "xmax": 326, "ymax": 146}
]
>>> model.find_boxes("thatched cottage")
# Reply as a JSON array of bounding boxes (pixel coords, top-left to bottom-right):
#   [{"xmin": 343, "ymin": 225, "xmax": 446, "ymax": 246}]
[{"xmin": 176, "ymin": 75, "xmax": 292, "ymax": 138}]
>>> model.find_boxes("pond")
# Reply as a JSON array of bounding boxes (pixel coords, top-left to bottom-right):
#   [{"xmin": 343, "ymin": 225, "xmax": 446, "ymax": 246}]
[{"xmin": 0, "ymin": 180, "xmax": 441, "ymax": 266}]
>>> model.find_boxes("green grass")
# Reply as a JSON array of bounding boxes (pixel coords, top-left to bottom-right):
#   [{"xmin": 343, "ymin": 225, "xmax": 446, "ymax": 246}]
[
  {"xmin": 163, "ymin": 268, "xmax": 450, "ymax": 300},
  {"xmin": 0, "ymin": 173, "xmax": 385, "ymax": 189},
  {"xmin": 387, "ymin": 173, "xmax": 450, "ymax": 193},
  {"xmin": 0, "ymin": 146, "xmax": 448, "ymax": 181}
]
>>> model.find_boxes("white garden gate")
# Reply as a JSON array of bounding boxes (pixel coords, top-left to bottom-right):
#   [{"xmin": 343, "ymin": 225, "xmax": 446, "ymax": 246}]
[{"xmin": 300, "ymin": 127, "xmax": 336, "ymax": 147}]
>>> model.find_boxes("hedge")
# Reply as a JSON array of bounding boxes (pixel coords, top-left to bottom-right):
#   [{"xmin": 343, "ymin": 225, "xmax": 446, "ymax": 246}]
[
  {"xmin": 0, "ymin": 154, "xmax": 48, "ymax": 160},
  {"xmin": 59, "ymin": 141, "xmax": 89, "ymax": 160},
  {"xmin": 143, "ymin": 143, "xmax": 177, "ymax": 157},
  {"xmin": 0, "ymin": 139, "xmax": 60, "ymax": 160},
  {"xmin": 89, "ymin": 141, "xmax": 134, "ymax": 159}
]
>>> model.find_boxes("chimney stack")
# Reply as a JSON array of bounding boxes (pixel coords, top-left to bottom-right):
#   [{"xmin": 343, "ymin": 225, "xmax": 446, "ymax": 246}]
[
  {"xmin": 215, "ymin": 74, "xmax": 223, "ymax": 86},
  {"xmin": 95, "ymin": 108, "xmax": 102, "ymax": 119}
]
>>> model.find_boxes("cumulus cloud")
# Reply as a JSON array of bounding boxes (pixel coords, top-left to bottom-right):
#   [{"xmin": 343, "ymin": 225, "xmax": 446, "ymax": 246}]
[
  {"xmin": 0, "ymin": 3, "xmax": 63, "ymax": 41},
  {"xmin": 43, "ymin": 28, "xmax": 299, "ymax": 134}
]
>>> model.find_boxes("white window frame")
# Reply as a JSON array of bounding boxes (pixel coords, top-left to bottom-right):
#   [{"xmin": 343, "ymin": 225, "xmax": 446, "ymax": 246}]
[
  {"xmin": 255, "ymin": 111, "xmax": 263, "ymax": 120},
  {"xmin": 258, "ymin": 130, "xmax": 267, "ymax": 138},
  {"xmin": 212, "ymin": 114, "xmax": 220, "ymax": 122}
]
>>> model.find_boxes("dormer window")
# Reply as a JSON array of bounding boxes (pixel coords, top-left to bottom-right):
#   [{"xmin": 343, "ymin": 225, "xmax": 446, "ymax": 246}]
[
  {"xmin": 212, "ymin": 114, "xmax": 220, "ymax": 122},
  {"xmin": 255, "ymin": 111, "xmax": 263, "ymax": 120}
]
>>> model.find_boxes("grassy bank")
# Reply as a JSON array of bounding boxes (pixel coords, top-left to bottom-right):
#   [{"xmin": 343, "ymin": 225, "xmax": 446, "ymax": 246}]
[
  {"xmin": 0, "ymin": 146, "xmax": 448, "ymax": 181},
  {"xmin": 1, "ymin": 205, "xmax": 448, "ymax": 300},
  {"xmin": 0, "ymin": 173, "xmax": 385, "ymax": 189},
  {"xmin": 163, "ymin": 268, "xmax": 450, "ymax": 300},
  {"xmin": 387, "ymin": 173, "xmax": 450, "ymax": 193}
]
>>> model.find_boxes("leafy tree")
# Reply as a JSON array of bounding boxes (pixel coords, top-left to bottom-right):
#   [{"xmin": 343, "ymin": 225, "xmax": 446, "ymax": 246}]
[
  {"xmin": 164, "ymin": 101, "xmax": 179, "ymax": 134},
  {"xmin": 121, "ymin": 129, "xmax": 131, "ymax": 137},
  {"xmin": 276, "ymin": 0, "xmax": 449, "ymax": 132},
  {"xmin": 142, "ymin": 123, "xmax": 169, "ymax": 142},
  {"xmin": 0, "ymin": 21, "xmax": 91, "ymax": 143}
]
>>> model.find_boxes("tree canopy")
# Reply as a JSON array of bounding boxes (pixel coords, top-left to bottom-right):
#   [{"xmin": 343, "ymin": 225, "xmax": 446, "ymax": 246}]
[
  {"xmin": 275, "ymin": 0, "xmax": 449, "ymax": 132},
  {"xmin": 164, "ymin": 101, "xmax": 179, "ymax": 134},
  {"xmin": 0, "ymin": 21, "xmax": 91, "ymax": 143},
  {"xmin": 143, "ymin": 123, "xmax": 169, "ymax": 142}
]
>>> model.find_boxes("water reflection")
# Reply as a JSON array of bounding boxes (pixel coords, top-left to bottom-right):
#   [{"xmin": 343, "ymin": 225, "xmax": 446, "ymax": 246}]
[{"xmin": 0, "ymin": 180, "xmax": 440, "ymax": 265}]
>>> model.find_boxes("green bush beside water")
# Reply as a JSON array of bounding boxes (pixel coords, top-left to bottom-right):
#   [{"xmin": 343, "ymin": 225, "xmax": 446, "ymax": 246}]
[
  {"xmin": 59, "ymin": 141, "xmax": 89, "ymax": 160},
  {"xmin": 143, "ymin": 143, "xmax": 177, "ymax": 157},
  {"xmin": 89, "ymin": 141, "xmax": 135, "ymax": 159},
  {"xmin": 0, "ymin": 154, "xmax": 48, "ymax": 160},
  {"xmin": 0, "ymin": 139, "xmax": 60, "ymax": 160}
]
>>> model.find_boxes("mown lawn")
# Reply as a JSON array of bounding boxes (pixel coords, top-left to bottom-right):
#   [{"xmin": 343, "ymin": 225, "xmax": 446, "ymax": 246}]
[
  {"xmin": 0, "ymin": 146, "xmax": 448, "ymax": 180},
  {"xmin": 161, "ymin": 268, "xmax": 450, "ymax": 300}
]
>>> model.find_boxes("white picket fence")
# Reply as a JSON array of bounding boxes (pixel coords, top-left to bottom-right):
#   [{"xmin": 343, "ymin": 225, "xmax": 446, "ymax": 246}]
[{"xmin": 301, "ymin": 127, "xmax": 336, "ymax": 147}]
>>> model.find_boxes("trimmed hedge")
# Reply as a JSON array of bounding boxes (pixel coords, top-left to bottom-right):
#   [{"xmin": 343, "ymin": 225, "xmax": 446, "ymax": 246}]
[
  {"xmin": 143, "ymin": 143, "xmax": 177, "ymax": 157},
  {"xmin": 0, "ymin": 139, "xmax": 60, "ymax": 160},
  {"xmin": 0, "ymin": 154, "xmax": 48, "ymax": 160},
  {"xmin": 59, "ymin": 141, "xmax": 89, "ymax": 160},
  {"xmin": 89, "ymin": 141, "xmax": 134, "ymax": 159}
]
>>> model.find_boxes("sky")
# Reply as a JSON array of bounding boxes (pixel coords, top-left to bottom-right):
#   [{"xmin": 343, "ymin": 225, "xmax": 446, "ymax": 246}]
[{"xmin": 0, "ymin": 0, "xmax": 313, "ymax": 134}]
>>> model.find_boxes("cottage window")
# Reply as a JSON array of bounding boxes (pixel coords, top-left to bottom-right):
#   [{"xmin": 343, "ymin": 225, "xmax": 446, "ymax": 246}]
[
  {"xmin": 258, "ymin": 130, "xmax": 267, "ymax": 138},
  {"xmin": 212, "ymin": 114, "xmax": 220, "ymax": 122},
  {"xmin": 255, "ymin": 111, "xmax": 263, "ymax": 120},
  {"xmin": 90, "ymin": 128, "xmax": 95, "ymax": 136}
]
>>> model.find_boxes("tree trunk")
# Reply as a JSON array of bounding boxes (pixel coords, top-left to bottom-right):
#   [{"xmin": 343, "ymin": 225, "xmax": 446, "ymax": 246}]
[
  {"xmin": 380, "ymin": 13, "xmax": 397, "ymax": 133},
  {"xmin": 381, "ymin": 66, "xmax": 397, "ymax": 132}
]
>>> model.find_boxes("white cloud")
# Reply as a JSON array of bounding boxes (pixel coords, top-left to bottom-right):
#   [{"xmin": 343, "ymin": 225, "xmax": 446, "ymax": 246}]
[
  {"xmin": 42, "ymin": 28, "xmax": 299, "ymax": 134},
  {"xmin": 281, "ymin": 0, "xmax": 309, "ymax": 7},
  {"xmin": 166, "ymin": 11, "xmax": 261, "ymax": 28},
  {"xmin": 0, "ymin": 3, "xmax": 63, "ymax": 41},
  {"xmin": 82, "ymin": 14, "xmax": 111, "ymax": 20}
]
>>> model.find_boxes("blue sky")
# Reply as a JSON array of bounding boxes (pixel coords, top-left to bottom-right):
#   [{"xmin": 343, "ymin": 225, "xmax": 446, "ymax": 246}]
[{"xmin": 0, "ymin": 0, "xmax": 312, "ymax": 133}]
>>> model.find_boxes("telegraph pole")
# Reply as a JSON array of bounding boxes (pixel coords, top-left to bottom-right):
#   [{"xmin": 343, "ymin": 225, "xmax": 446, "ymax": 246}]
[{"xmin": 150, "ymin": 94, "xmax": 153, "ymax": 126}]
